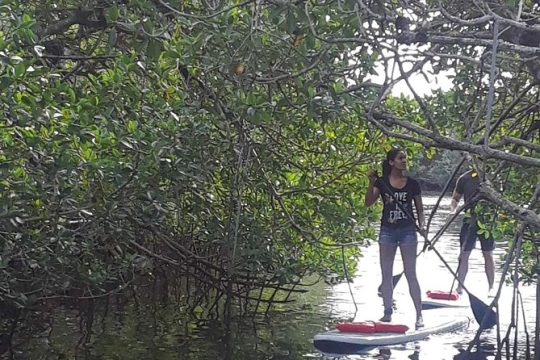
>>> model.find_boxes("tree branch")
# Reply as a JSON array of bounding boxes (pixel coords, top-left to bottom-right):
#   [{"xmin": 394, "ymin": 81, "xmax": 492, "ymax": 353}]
[
  {"xmin": 479, "ymin": 182, "xmax": 540, "ymax": 228},
  {"xmin": 41, "ymin": 8, "xmax": 107, "ymax": 37},
  {"xmin": 397, "ymin": 32, "xmax": 540, "ymax": 56},
  {"xmin": 491, "ymin": 136, "xmax": 540, "ymax": 153},
  {"xmin": 374, "ymin": 111, "xmax": 540, "ymax": 168}
]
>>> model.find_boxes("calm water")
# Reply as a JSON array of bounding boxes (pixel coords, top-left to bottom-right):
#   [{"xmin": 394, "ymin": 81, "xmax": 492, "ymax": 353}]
[{"xmin": 13, "ymin": 196, "xmax": 536, "ymax": 359}]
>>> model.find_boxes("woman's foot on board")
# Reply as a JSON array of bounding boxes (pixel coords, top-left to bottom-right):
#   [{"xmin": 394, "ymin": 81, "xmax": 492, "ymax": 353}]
[
  {"xmin": 379, "ymin": 308, "xmax": 392, "ymax": 322},
  {"xmin": 415, "ymin": 315, "xmax": 424, "ymax": 329}
]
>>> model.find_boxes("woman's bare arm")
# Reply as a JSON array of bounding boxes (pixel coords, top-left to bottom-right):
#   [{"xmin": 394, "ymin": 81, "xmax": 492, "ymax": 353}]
[{"xmin": 365, "ymin": 171, "xmax": 380, "ymax": 207}]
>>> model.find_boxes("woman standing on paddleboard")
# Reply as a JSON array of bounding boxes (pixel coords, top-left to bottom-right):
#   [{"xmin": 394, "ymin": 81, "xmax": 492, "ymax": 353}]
[{"xmin": 364, "ymin": 148, "xmax": 426, "ymax": 329}]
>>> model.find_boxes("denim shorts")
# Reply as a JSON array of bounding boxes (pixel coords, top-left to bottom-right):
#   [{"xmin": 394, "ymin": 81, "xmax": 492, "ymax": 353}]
[{"xmin": 379, "ymin": 225, "xmax": 417, "ymax": 245}]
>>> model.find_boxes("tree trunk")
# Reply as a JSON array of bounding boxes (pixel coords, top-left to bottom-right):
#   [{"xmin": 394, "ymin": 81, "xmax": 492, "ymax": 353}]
[{"xmin": 535, "ymin": 263, "xmax": 540, "ymax": 360}]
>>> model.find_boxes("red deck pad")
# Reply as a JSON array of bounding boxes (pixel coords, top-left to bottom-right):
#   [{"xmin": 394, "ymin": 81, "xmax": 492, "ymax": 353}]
[
  {"xmin": 336, "ymin": 321, "xmax": 408, "ymax": 333},
  {"xmin": 426, "ymin": 290, "xmax": 460, "ymax": 301}
]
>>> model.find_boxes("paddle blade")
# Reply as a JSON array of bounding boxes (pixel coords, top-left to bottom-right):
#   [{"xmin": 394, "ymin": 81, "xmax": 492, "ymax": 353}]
[
  {"xmin": 469, "ymin": 293, "xmax": 497, "ymax": 329},
  {"xmin": 377, "ymin": 273, "xmax": 404, "ymax": 296},
  {"xmin": 392, "ymin": 273, "xmax": 403, "ymax": 288}
]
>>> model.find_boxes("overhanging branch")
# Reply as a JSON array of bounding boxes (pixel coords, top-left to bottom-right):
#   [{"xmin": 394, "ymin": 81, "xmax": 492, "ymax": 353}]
[
  {"xmin": 41, "ymin": 8, "xmax": 107, "ymax": 37},
  {"xmin": 479, "ymin": 183, "xmax": 540, "ymax": 228},
  {"xmin": 374, "ymin": 111, "xmax": 540, "ymax": 168}
]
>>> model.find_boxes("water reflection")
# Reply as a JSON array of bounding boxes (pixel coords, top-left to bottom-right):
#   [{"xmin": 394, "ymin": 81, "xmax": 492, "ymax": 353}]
[
  {"xmin": 315, "ymin": 346, "xmax": 421, "ymax": 360},
  {"xmin": 407, "ymin": 348, "xmax": 419, "ymax": 360},
  {"xmin": 453, "ymin": 340, "xmax": 495, "ymax": 360},
  {"xmin": 375, "ymin": 348, "xmax": 392, "ymax": 359},
  {"xmin": 315, "ymin": 335, "xmax": 497, "ymax": 360}
]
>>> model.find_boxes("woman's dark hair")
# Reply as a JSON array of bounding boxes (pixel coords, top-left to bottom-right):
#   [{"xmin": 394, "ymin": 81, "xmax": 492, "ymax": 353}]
[{"xmin": 382, "ymin": 147, "xmax": 403, "ymax": 177}]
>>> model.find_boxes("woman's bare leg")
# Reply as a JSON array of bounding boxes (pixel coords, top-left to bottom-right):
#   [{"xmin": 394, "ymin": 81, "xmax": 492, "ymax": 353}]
[
  {"xmin": 379, "ymin": 242, "xmax": 398, "ymax": 320},
  {"xmin": 400, "ymin": 243, "xmax": 422, "ymax": 320}
]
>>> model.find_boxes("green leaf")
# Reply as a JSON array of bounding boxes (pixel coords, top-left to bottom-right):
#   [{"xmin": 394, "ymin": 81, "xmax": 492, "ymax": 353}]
[
  {"xmin": 286, "ymin": 12, "xmax": 297, "ymax": 33},
  {"xmin": 127, "ymin": 120, "xmax": 138, "ymax": 133},
  {"xmin": 67, "ymin": 87, "xmax": 76, "ymax": 103},
  {"xmin": 107, "ymin": 4, "xmax": 119, "ymax": 22},
  {"xmin": 143, "ymin": 19, "xmax": 154, "ymax": 33},
  {"xmin": 14, "ymin": 63, "xmax": 25, "ymax": 77},
  {"xmin": 21, "ymin": 13, "xmax": 33, "ymax": 25},
  {"xmin": 147, "ymin": 39, "xmax": 162, "ymax": 61},
  {"xmin": 108, "ymin": 29, "xmax": 117, "ymax": 48}
]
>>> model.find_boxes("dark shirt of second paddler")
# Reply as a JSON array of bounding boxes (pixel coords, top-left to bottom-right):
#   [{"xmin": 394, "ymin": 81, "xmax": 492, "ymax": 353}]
[{"xmin": 455, "ymin": 170, "xmax": 482, "ymax": 221}]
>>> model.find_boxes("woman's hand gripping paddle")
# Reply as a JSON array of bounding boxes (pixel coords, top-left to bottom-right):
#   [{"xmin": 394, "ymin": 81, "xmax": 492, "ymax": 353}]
[{"xmin": 374, "ymin": 175, "xmax": 497, "ymax": 329}]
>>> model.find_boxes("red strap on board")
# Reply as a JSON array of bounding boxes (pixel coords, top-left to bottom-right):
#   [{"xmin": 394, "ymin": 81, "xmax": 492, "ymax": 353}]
[
  {"xmin": 374, "ymin": 322, "xmax": 409, "ymax": 333},
  {"xmin": 426, "ymin": 290, "xmax": 460, "ymax": 301},
  {"xmin": 336, "ymin": 322, "xmax": 376, "ymax": 333},
  {"xmin": 336, "ymin": 321, "xmax": 409, "ymax": 333}
]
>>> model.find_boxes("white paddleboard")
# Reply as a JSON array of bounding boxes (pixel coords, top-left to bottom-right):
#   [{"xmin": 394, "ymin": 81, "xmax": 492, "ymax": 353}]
[
  {"xmin": 422, "ymin": 298, "xmax": 468, "ymax": 310},
  {"xmin": 313, "ymin": 316, "xmax": 469, "ymax": 349}
]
